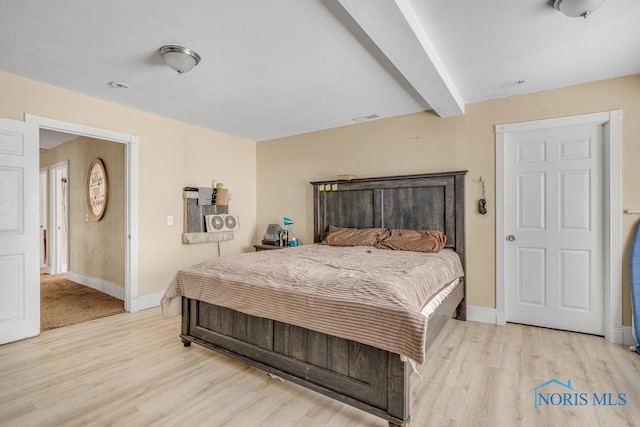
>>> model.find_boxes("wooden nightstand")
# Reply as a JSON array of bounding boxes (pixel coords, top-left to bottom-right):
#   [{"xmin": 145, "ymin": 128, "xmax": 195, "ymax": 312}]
[{"xmin": 253, "ymin": 244, "xmax": 287, "ymax": 251}]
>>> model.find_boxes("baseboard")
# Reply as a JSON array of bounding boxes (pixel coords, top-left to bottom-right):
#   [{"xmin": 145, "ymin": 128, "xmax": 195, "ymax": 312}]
[
  {"xmin": 623, "ymin": 326, "xmax": 636, "ymax": 347},
  {"xmin": 467, "ymin": 305, "xmax": 499, "ymax": 325},
  {"xmin": 496, "ymin": 311, "xmax": 506, "ymax": 326},
  {"xmin": 129, "ymin": 292, "xmax": 163, "ymax": 313},
  {"xmin": 608, "ymin": 326, "xmax": 624, "ymax": 345},
  {"xmin": 466, "ymin": 306, "xmax": 637, "ymax": 346},
  {"xmin": 67, "ymin": 271, "xmax": 124, "ymax": 300}
]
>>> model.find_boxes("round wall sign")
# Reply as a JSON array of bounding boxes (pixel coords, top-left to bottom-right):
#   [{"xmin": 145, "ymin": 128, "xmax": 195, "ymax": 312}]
[{"xmin": 86, "ymin": 158, "xmax": 108, "ymax": 221}]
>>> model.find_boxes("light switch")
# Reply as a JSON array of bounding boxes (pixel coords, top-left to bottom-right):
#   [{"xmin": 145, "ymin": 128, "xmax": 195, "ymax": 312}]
[{"xmin": 167, "ymin": 215, "xmax": 174, "ymax": 226}]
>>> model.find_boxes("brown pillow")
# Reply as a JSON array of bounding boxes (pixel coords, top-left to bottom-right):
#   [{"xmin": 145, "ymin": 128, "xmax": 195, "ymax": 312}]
[
  {"xmin": 322, "ymin": 226, "xmax": 388, "ymax": 247},
  {"xmin": 375, "ymin": 229, "xmax": 446, "ymax": 253}
]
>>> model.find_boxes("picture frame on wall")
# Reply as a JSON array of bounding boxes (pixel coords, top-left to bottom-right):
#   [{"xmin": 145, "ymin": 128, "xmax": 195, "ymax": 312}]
[{"xmin": 86, "ymin": 157, "xmax": 108, "ymax": 221}]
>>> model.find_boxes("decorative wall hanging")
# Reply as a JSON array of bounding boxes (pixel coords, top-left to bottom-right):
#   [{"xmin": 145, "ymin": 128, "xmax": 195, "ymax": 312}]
[
  {"xmin": 476, "ymin": 176, "xmax": 487, "ymax": 215},
  {"xmin": 86, "ymin": 158, "xmax": 108, "ymax": 221}
]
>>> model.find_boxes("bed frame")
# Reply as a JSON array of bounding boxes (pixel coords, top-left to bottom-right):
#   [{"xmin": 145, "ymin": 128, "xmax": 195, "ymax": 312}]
[{"xmin": 179, "ymin": 171, "xmax": 467, "ymax": 426}]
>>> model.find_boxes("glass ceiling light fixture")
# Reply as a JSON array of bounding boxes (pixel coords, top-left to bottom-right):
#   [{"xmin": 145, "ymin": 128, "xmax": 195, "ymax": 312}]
[
  {"xmin": 159, "ymin": 45, "xmax": 201, "ymax": 74},
  {"xmin": 553, "ymin": 0, "xmax": 605, "ymax": 18}
]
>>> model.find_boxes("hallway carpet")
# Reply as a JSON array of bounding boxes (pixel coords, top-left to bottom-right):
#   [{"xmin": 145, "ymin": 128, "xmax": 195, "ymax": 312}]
[{"xmin": 41, "ymin": 274, "xmax": 125, "ymax": 331}]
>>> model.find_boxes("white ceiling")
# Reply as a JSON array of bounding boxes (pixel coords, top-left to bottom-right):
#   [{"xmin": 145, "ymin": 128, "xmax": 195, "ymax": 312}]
[{"xmin": 1, "ymin": 0, "xmax": 638, "ymax": 142}]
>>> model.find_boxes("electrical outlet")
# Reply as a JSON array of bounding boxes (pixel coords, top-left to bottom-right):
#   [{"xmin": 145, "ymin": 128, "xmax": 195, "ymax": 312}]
[{"xmin": 167, "ymin": 215, "xmax": 174, "ymax": 226}]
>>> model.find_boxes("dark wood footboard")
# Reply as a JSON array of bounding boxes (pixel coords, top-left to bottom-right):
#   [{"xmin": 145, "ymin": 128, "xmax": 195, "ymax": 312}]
[{"xmin": 180, "ymin": 280, "xmax": 464, "ymax": 426}]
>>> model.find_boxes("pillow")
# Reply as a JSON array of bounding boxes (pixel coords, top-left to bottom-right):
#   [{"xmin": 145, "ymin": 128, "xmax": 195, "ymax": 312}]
[
  {"xmin": 322, "ymin": 226, "xmax": 388, "ymax": 247},
  {"xmin": 375, "ymin": 229, "xmax": 446, "ymax": 253}
]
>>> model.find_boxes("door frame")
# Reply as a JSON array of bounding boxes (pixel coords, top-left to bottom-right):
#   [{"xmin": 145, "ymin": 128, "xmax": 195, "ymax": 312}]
[
  {"xmin": 26, "ymin": 114, "xmax": 139, "ymax": 312},
  {"xmin": 39, "ymin": 167, "xmax": 48, "ymax": 270},
  {"xmin": 496, "ymin": 110, "xmax": 622, "ymax": 343},
  {"xmin": 48, "ymin": 160, "xmax": 69, "ymax": 274}
]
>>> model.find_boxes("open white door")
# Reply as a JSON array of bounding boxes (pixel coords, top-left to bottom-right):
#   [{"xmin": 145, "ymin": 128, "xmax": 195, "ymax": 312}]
[{"xmin": 0, "ymin": 118, "xmax": 39, "ymax": 343}]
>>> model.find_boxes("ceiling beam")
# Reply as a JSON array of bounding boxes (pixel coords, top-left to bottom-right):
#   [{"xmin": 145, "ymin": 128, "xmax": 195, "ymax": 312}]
[{"xmin": 338, "ymin": 0, "xmax": 465, "ymax": 117}]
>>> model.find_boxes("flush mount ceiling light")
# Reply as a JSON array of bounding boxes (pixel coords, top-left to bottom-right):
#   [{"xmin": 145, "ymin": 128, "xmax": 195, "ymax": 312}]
[
  {"xmin": 159, "ymin": 45, "xmax": 201, "ymax": 74},
  {"xmin": 553, "ymin": 0, "xmax": 605, "ymax": 18}
]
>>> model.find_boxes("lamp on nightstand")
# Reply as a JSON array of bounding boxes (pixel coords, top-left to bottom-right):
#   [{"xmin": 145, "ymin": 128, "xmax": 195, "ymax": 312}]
[{"xmin": 283, "ymin": 217, "xmax": 298, "ymax": 246}]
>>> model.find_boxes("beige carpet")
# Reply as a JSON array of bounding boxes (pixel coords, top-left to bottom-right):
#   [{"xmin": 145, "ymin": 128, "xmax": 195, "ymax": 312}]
[{"xmin": 41, "ymin": 273, "xmax": 125, "ymax": 331}]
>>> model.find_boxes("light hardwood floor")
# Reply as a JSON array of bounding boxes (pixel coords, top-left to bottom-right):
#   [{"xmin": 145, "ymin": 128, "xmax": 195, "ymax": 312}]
[{"xmin": 1, "ymin": 308, "xmax": 639, "ymax": 426}]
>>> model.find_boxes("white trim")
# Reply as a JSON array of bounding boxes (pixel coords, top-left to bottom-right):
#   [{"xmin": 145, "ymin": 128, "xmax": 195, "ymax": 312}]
[
  {"xmin": 39, "ymin": 167, "xmax": 48, "ymax": 270},
  {"xmin": 496, "ymin": 123, "xmax": 507, "ymax": 329},
  {"xmin": 496, "ymin": 110, "xmax": 622, "ymax": 344},
  {"xmin": 467, "ymin": 305, "xmax": 499, "ymax": 325},
  {"xmin": 48, "ymin": 160, "xmax": 69, "ymax": 275},
  {"xmin": 494, "ymin": 111, "xmax": 615, "ymax": 133},
  {"xmin": 129, "ymin": 292, "xmax": 163, "ymax": 312},
  {"xmin": 125, "ymin": 137, "xmax": 139, "ymax": 310},
  {"xmin": 605, "ymin": 110, "xmax": 623, "ymax": 343},
  {"xmin": 27, "ymin": 115, "xmax": 134, "ymax": 143},
  {"xmin": 46, "ymin": 166, "xmax": 56, "ymax": 274},
  {"xmin": 465, "ymin": 311, "xmax": 630, "ymax": 341},
  {"xmin": 25, "ymin": 114, "xmax": 138, "ymax": 313},
  {"xmin": 623, "ymin": 326, "xmax": 637, "ymax": 347},
  {"xmin": 67, "ymin": 271, "xmax": 125, "ymax": 300}
]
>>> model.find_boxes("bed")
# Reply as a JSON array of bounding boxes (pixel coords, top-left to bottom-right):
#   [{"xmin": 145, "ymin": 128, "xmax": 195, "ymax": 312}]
[{"xmin": 162, "ymin": 171, "xmax": 467, "ymax": 426}]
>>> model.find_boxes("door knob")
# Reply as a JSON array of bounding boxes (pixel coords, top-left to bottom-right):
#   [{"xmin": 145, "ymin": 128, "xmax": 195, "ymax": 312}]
[{"xmin": 507, "ymin": 235, "xmax": 516, "ymax": 241}]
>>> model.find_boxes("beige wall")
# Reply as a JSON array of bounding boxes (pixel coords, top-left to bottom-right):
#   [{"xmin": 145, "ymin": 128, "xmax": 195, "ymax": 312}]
[
  {"xmin": 0, "ymin": 71, "xmax": 257, "ymax": 298},
  {"xmin": 4, "ymin": 68, "xmax": 639, "ymax": 324},
  {"xmin": 40, "ymin": 136, "xmax": 126, "ymax": 287},
  {"xmin": 258, "ymin": 75, "xmax": 640, "ymax": 326}
]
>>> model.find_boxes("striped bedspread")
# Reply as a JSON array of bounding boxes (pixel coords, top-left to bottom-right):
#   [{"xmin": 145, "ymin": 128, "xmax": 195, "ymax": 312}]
[{"xmin": 161, "ymin": 245, "xmax": 464, "ymax": 363}]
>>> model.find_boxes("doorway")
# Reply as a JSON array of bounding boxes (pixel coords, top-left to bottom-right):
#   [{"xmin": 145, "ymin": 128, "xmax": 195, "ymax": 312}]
[
  {"xmin": 0, "ymin": 116, "xmax": 139, "ymax": 344},
  {"xmin": 27, "ymin": 114, "xmax": 140, "ymax": 313},
  {"xmin": 40, "ymin": 137, "xmax": 127, "ymax": 330},
  {"xmin": 496, "ymin": 110, "xmax": 623, "ymax": 343}
]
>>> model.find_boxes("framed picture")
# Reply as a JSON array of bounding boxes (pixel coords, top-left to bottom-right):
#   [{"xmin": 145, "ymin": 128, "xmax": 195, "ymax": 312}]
[{"xmin": 86, "ymin": 158, "xmax": 108, "ymax": 221}]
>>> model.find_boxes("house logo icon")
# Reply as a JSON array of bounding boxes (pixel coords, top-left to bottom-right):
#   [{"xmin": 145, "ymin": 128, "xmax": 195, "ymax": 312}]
[
  {"xmin": 529, "ymin": 379, "xmax": 576, "ymax": 408},
  {"xmin": 528, "ymin": 378, "xmax": 627, "ymax": 408}
]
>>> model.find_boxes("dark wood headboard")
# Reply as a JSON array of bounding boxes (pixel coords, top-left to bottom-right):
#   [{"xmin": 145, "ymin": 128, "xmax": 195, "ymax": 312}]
[{"xmin": 311, "ymin": 170, "xmax": 467, "ymax": 270}]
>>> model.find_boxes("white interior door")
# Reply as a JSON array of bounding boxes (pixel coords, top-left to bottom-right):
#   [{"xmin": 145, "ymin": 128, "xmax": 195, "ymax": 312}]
[
  {"xmin": 48, "ymin": 161, "xmax": 69, "ymax": 274},
  {"xmin": 39, "ymin": 167, "xmax": 48, "ymax": 270},
  {"xmin": 0, "ymin": 118, "xmax": 39, "ymax": 344},
  {"xmin": 505, "ymin": 123, "xmax": 604, "ymax": 335}
]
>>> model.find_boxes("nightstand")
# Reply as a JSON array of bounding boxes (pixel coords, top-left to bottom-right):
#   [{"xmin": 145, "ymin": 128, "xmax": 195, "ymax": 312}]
[{"xmin": 253, "ymin": 244, "xmax": 287, "ymax": 251}]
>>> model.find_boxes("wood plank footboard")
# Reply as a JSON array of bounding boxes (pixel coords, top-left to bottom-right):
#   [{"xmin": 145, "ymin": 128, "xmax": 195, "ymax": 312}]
[{"xmin": 180, "ymin": 279, "xmax": 464, "ymax": 426}]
